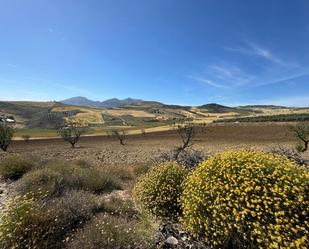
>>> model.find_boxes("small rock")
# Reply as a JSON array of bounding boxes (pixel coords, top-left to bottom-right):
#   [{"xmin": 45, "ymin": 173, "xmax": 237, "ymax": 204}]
[
  {"xmin": 181, "ymin": 236, "xmax": 188, "ymax": 241},
  {"xmin": 166, "ymin": 236, "xmax": 178, "ymax": 245}
]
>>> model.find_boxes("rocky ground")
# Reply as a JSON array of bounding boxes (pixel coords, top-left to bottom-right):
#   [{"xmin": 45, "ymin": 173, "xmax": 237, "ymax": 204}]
[
  {"xmin": 155, "ymin": 222, "xmax": 210, "ymax": 248},
  {"xmin": 0, "ymin": 179, "xmax": 16, "ymax": 215}
]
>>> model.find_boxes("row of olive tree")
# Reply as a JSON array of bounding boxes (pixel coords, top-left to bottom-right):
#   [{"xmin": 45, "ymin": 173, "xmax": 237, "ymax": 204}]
[
  {"xmin": 0, "ymin": 121, "xmax": 130, "ymax": 151},
  {"xmin": 1, "ymin": 121, "xmax": 309, "ymax": 152}
]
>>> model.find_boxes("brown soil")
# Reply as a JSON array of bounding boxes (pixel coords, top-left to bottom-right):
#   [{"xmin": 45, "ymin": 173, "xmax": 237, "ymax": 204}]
[{"xmin": 0, "ymin": 123, "xmax": 305, "ymax": 166}]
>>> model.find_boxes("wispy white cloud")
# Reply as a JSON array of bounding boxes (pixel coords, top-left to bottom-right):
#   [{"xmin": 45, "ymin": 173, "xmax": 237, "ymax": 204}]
[
  {"xmin": 189, "ymin": 63, "xmax": 253, "ymax": 90},
  {"xmin": 226, "ymin": 41, "xmax": 298, "ymax": 68},
  {"xmin": 252, "ymin": 68, "xmax": 309, "ymax": 87},
  {"xmin": 188, "ymin": 75, "xmax": 229, "ymax": 89},
  {"xmin": 190, "ymin": 40, "xmax": 309, "ymax": 90},
  {"xmin": 209, "ymin": 65, "xmax": 252, "ymax": 86}
]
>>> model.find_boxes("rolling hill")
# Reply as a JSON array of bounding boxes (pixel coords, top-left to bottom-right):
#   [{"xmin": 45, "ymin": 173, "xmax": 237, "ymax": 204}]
[{"xmin": 1, "ymin": 98, "xmax": 309, "ymax": 131}]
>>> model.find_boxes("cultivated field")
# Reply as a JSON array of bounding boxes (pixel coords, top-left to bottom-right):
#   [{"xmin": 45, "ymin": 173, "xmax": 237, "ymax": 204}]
[{"xmin": 2, "ymin": 123, "xmax": 306, "ymax": 166}]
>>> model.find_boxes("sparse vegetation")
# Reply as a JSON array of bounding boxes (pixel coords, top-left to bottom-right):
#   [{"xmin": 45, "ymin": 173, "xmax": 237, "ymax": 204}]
[
  {"xmin": 0, "ymin": 122, "xmax": 14, "ymax": 152},
  {"xmin": 0, "ymin": 156, "xmax": 35, "ymax": 180},
  {"xmin": 290, "ymin": 122, "xmax": 309, "ymax": 152},
  {"xmin": 58, "ymin": 124, "xmax": 86, "ymax": 148}
]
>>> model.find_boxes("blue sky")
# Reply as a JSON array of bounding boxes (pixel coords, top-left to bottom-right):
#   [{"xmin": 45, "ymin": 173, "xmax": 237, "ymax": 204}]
[{"xmin": 0, "ymin": 0, "xmax": 309, "ymax": 106}]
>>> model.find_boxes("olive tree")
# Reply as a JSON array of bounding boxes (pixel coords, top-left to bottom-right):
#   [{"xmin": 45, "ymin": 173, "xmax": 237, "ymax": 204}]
[
  {"xmin": 0, "ymin": 122, "xmax": 14, "ymax": 152},
  {"xmin": 111, "ymin": 129, "xmax": 126, "ymax": 145},
  {"xmin": 58, "ymin": 124, "xmax": 85, "ymax": 148},
  {"xmin": 290, "ymin": 122, "xmax": 309, "ymax": 152}
]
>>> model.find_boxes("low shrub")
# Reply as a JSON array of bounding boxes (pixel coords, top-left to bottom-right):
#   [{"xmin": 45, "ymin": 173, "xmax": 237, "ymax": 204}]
[
  {"xmin": 133, "ymin": 164, "xmax": 152, "ymax": 177},
  {"xmin": 66, "ymin": 213, "xmax": 156, "ymax": 249},
  {"xmin": 133, "ymin": 162, "xmax": 188, "ymax": 219},
  {"xmin": 271, "ymin": 147, "xmax": 306, "ymax": 165},
  {"xmin": 17, "ymin": 161, "xmax": 122, "ymax": 199},
  {"xmin": 0, "ymin": 191, "xmax": 101, "ymax": 249},
  {"xmin": 100, "ymin": 196, "xmax": 138, "ymax": 219},
  {"xmin": 0, "ymin": 156, "xmax": 35, "ymax": 180},
  {"xmin": 104, "ymin": 164, "xmax": 136, "ymax": 181},
  {"xmin": 181, "ymin": 150, "xmax": 309, "ymax": 248},
  {"xmin": 157, "ymin": 148, "xmax": 206, "ymax": 169}
]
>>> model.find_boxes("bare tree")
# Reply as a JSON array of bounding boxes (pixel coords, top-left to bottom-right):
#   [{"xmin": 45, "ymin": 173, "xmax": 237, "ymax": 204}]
[
  {"xmin": 111, "ymin": 129, "xmax": 126, "ymax": 145},
  {"xmin": 0, "ymin": 122, "xmax": 14, "ymax": 152},
  {"xmin": 155, "ymin": 124, "xmax": 207, "ymax": 169},
  {"xmin": 175, "ymin": 124, "xmax": 196, "ymax": 158},
  {"xmin": 290, "ymin": 122, "xmax": 309, "ymax": 152},
  {"xmin": 58, "ymin": 124, "xmax": 85, "ymax": 148}
]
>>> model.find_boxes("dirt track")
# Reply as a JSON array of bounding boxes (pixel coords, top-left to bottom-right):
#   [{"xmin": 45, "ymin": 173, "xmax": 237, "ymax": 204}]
[{"xmin": 0, "ymin": 123, "xmax": 305, "ymax": 167}]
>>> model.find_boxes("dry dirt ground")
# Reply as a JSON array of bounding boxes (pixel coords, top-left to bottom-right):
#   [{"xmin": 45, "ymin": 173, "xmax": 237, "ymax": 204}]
[
  {"xmin": 1, "ymin": 123, "xmax": 307, "ymax": 166},
  {"xmin": 1, "ymin": 123, "xmax": 308, "ymax": 213}
]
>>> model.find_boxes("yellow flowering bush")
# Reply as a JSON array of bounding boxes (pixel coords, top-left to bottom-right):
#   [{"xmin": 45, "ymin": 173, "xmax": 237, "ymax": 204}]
[
  {"xmin": 181, "ymin": 150, "xmax": 309, "ymax": 249},
  {"xmin": 134, "ymin": 162, "xmax": 188, "ymax": 218}
]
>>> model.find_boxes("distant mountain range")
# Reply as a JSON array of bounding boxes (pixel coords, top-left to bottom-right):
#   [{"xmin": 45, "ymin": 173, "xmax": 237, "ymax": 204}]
[
  {"xmin": 60, "ymin": 96, "xmax": 293, "ymax": 110},
  {"xmin": 60, "ymin": 96, "xmax": 145, "ymax": 108}
]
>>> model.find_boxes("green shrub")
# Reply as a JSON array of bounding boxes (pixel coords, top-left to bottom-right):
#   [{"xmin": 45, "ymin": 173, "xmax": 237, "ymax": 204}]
[
  {"xmin": 133, "ymin": 162, "xmax": 188, "ymax": 218},
  {"xmin": 0, "ymin": 156, "xmax": 35, "ymax": 180},
  {"xmin": 66, "ymin": 213, "xmax": 156, "ymax": 249},
  {"xmin": 17, "ymin": 161, "xmax": 122, "ymax": 199},
  {"xmin": 80, "ymin": 166, "xmax": 122, "ymax": 193},
  {"xmin": 0, "ymin": 191, "xmax": 100, "ymax": 249},
  {"xmin": 181, "ymin": 150, "xmax": 309, "ymax": 248},
  {"xmin": 0, "ymin": 122, "xmax": 14, "ymax": 152}
]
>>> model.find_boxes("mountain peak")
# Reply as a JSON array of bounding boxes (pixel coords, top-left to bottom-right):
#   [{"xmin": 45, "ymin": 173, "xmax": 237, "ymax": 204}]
[{"xmin": 60, "ymin": 96, "xmax": 145, "ymax": 108}]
